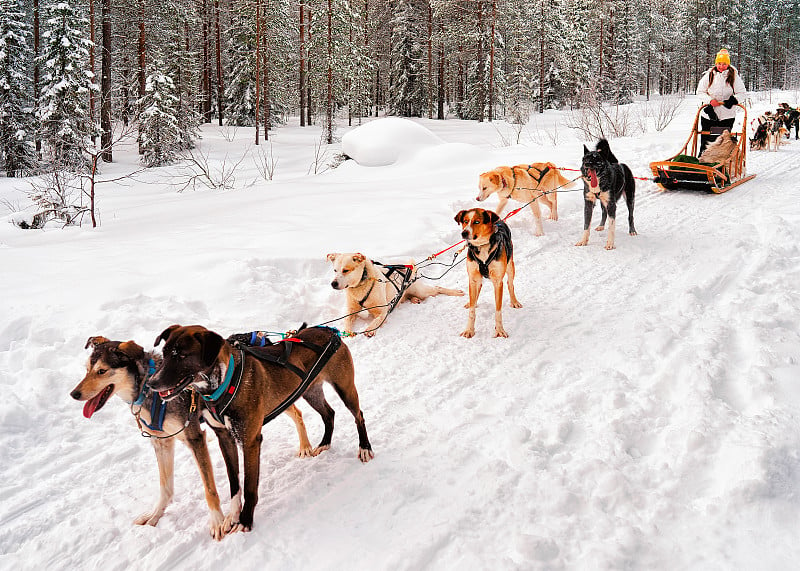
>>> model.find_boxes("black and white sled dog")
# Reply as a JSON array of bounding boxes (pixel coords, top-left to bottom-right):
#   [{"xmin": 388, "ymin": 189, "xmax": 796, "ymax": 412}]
[{"xmin": 575, "ymin": 139, "xmax": 637, "ymax": 250}]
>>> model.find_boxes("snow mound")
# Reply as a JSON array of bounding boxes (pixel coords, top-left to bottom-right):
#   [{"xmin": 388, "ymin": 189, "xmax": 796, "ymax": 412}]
[{"xmin": 342, "ymin": 117, "xmax": 445, "ymax": 166}]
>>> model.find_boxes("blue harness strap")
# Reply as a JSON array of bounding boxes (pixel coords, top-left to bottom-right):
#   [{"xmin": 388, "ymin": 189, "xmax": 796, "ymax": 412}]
[
  {"xmin": 133, "ymin": 359, "xmax": 157, "ymax": 406},
  {"xmin": 133, "ymin": 358, "xmax": 167, "ymax": 432},
  {"xmin": 140, "ymin": 394, "xmax": 167, "ymax": 432}
]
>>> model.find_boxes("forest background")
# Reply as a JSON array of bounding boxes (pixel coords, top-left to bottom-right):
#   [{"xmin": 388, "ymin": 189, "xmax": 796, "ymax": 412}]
[{"xmin": 1, "ymin": 0, "xmax": 799, "ymax": 183}]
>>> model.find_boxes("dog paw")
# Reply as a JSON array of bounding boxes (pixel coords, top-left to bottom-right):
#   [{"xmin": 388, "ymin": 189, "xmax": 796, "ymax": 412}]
[
  {"xmin": 594, "ymin": 225, "xmax": 605, "ymax": 231},
  {"xmin": 454, "ymin": 289, "xmax": 466, "ymax": 296},
  {"xmin": 604, "ymin": 243, "xmax": 616, "ymax": 250},
  {"xmin": 629, "ymin": 230, "xmax": 638, "ymax": 236},
  {"xmin": 209, "ymin": 511, "xmax": 226, "ymax": 541},
  {"xmin": 297, "ymin": 446, "xmax": 315, "ymax": 458},
  {"xmin": 494, "ymin": 328, "xmax": 509, "ymax": 338},
  {"xmin": 358, "ymin": 447, "xmax": 375, "ymax": 463},
  {"xmin": 312, "ymin": 444, "xmax": 331, "ymax": 456},
  {"xmin": 408, "ymin": 296, "xmax": 422, "ymax": 304},
  {"xmin": 364, "ymin": 330, "xmax": 376, "ymax": 338},
  {"xmin": 460, "ymin": 329, "xmax": 475, "ymax": 338},
  {"xmin": 510, "ymin": 300, "xmax": 523, "ymax": 309},
  {"xmin": 228, "ymin": 522, "xmax": 251, "ymax": 533},
  {"xmin": 549, "ymin": 214, "xmax": 559, "ymax": 221},
  {"xmin": 134, "ymin": 511, "xmax": 162, "ymax": 526},
  {"xmin": 575, "ymin": 240, "xmax": 588, "ymax": 247}
]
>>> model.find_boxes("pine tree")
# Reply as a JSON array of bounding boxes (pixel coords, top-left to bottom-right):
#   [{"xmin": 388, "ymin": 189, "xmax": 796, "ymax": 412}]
[
  {"xmin": 0, "ymin": 0, "xmax": 37, "ymax": 176},
  {"xmin": 164, "ymin": 5, "xmax": 200, "ymax": 150},
  {"xmin": 389, "ymin": 0, "xmax": 424, "ymax": 117},
  {"xmin": 225, "ymin": 6, "xmax": 258, "ymax": 126},
  {"xmin": 37, "ymin": 1, "xmax": 98, "ymax": 170},
  {"xmin": 609, "ymin": 0, "xmax": 643, "ymax": 103},
  {"xmin": 139, "ymin": 67, "xmax": 181, "ymax": 166}
]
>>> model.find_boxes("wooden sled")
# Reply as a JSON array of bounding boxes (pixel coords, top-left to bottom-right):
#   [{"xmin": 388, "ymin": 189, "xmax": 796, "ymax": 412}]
[{"xmin": 650, "ymin": 104, "xmax": 755, "ymax": 194}]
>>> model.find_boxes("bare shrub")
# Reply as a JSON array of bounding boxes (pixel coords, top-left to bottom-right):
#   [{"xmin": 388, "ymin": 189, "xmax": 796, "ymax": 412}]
[
  {"xmin": 565, "ymin": 85, "xmax": 645, "ymax": 140},
  {"xmin": 175, "ymin": 147, "xmax": 247, "ymax": 192},
  {"xmin": 252, "ymin": 142, "xmax": 278, "ymax": 181},
  {"xmin": 649, "ymin": 94, "xmax": 685, "ymax": 132}
]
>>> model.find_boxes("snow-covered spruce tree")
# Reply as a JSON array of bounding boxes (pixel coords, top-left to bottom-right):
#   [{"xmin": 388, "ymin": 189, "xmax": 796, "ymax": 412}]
[
  {"xmin": 225, "ymin": 0, "xmax": 292, "ymax": 130},
  {"xmin": 341, "ymin": 1, "xmax": 374, "ymax": 125},
  {"xmin": 0, "ymin": 0, "xmax": 37, "ymax": 176},
  {"xmin": 139, "ymin": 68, "xmax": 181, "ymax": 167},
  {"xmin": 608, "ymin": 0, "xmax": 643, "ymax": 103},
  {"xmin": 163, "ymin": 6, "xmax": 200, "ymax": 150},
  {"xmin": 37, "ymin": 1, "xmax": 98, "ymax": 171},
  {"xmin": 389, "ymin": 0, "xmax": 425, "ymax": 117},
  {"xmin": 558, "ymin": 0, "xmax": 593, "ymax": 109},
  {"xmin": 225, "ymin": 5, "xmax": 258, "ymax": 127}
]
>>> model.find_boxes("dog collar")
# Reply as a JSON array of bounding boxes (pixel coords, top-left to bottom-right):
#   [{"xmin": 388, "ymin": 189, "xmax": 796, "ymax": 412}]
[
  {"xmin": 203, "ymin": 353, "xmax": 237, "ymax": 402},
  {"xmin": 133, "ymin": 358, "xmax": 157, "ymax": 406},
  {"xmin": 356, "ymin": 266, "xmax": 377, "ymax": 306}
]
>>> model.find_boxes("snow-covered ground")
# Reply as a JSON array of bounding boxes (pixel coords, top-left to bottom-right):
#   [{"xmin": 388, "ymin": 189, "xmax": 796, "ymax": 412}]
[{"xmin": 1, "ymin": 93, "xmax": 799, "ymax": 570}]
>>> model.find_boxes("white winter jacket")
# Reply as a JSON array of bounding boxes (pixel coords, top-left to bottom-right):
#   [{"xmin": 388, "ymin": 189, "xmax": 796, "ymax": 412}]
[{"xmin": 696, "ymin": 65, "xmax": 747, "ymax": 121}]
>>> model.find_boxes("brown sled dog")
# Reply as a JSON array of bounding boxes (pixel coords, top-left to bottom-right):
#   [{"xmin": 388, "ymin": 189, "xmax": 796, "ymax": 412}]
[
  {"xmin": 69, "ymin": 336, "xmax": 315, "ymax": 540},
  {"xmin": 455, "ymin": 208, "xmax": 522, "ymax": 338},
  {"xmin": 147, "ymin": 324, "xmax": 374, "ymax": 533},
  {"xmin": 477, "ymin": 162, "xmax": 573, "ymax": 236}
]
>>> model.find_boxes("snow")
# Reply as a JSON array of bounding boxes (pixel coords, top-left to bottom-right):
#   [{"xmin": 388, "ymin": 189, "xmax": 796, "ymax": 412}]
[
  {"xmin": 342, "ymin": 116, "xmax": 445, "ymax": 166},
  {"xmin": 1, "ymin": 94, "xmax": 799, "ymax": 569}
]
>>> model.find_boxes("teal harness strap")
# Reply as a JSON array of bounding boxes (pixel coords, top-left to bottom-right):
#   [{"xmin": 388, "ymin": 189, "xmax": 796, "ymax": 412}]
[{"xmin": 202, "ymin": 354, "xmax": 236, "ymax": 403}]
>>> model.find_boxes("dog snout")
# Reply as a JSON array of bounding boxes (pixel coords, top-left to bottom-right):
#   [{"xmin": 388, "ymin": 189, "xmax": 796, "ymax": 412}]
[
  {"xmin": 331, "ymin": 280, "xmax": 340, "ymax": 290},
  {"xmin": 461, "ymin": 229, "xmax": 471, "ymax": 239},
  {"xmin": 70, "ymin": 388, "xmax": 82, "ymax": 400}
]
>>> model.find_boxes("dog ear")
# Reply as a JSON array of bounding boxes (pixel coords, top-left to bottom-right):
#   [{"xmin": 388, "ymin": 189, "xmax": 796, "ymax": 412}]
[
  {"xmin": 352, "ymin": 253, "xmax": 366, "ymax": 263},
  {"xmin": 85, "ymin": 336, "xmax": 111, "ymax": 349},
  {"xmin": 116, "ymin": 341, "xmax": 145, "ymax": 361},
  {"xmin": 482, "ymin": 210, "xmax": 500, "ymax": 225},
  {"xmin": 583, "ymin": 144, "xmax": 590, "ymax": 155},
  {"xmin": 200, "ymin": 330, "xmax": 225, "ymax": 367},
  {"xmin": 326, "ymin": 253, "xmax": 338, "ymax": 262},
  {"xmin": 454, "ymin": 210, "xmax": 467, "ymax": 224},
  {"xmin": 154, "ymin": 325, "xmax": 180, "ymax": 347}
]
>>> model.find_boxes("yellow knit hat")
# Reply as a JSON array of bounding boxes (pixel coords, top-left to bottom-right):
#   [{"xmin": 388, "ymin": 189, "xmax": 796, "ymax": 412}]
[{"xmin": 715, "ymin": 49, "xmax": 731, "ymax": 65}]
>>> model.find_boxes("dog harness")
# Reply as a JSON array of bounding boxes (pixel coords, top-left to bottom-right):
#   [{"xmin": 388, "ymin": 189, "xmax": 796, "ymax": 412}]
[
  {"xmin": 205, "ymin": 326, "xmax": 342, "ymax": 426},
  {"xmin": 467, "ymin": 220, "xmax": 514, "ymax": 279},
  {"xmin": 130, "ymin": 358, "xmax": 170, "ymax": 432},
  {"xmin": 372, "ymin": 262, "xmax": 414, "ymax": 314},
  {"xmin": 505, "ymin": 164, "xmax": 551, "ymax": 197},
  {"xmin": 199, "ymin": 353, "xmax": 245, "ymax": 424},
  {"xmin": 354, "ymin": 262, "xmax": 414, "ymax": 314}
]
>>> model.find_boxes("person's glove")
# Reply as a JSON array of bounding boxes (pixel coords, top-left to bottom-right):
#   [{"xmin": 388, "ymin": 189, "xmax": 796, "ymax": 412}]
[
  {"xmin": 704, "ymin": 104, "xmax": 719, "ymax": 121},
  {"xmin": 723, "ymin": 95, "xmax": 738, "ymax": 108}
]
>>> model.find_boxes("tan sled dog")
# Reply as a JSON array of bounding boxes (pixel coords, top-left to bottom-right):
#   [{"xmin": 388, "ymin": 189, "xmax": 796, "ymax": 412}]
[
  {"xmin": 327, "ymin": 252, "xmax": 464, "ymax": 336},
  {"xmin": 477, "ymin": 162, "xmax": 573, "ymax": 236}
]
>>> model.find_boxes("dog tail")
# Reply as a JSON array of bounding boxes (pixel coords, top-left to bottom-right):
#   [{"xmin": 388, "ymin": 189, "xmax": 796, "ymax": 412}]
[{"xmin": 596, "ymin": 139, "xmax": 619, "ymax": 164}]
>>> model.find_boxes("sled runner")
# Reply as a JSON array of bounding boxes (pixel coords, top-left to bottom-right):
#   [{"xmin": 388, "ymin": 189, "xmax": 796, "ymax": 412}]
[{"xmin": 650, "ymin": 103, "xmax": 755, "ymax": 194}]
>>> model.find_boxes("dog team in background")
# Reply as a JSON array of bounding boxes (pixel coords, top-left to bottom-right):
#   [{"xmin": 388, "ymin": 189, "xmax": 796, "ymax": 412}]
[
  {"xmin": 750, "ymin": 103, "xmax": 799, "ymax": 151},
  {"xmin": 70, "ymin": 45, "xmax": 798, "ymax": 540}
]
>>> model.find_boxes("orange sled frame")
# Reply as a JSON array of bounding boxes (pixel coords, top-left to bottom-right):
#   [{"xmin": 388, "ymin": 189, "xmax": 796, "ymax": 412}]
[{"xmin": 650, "ymin": 103, "xmax": 755, "ymax": 194}]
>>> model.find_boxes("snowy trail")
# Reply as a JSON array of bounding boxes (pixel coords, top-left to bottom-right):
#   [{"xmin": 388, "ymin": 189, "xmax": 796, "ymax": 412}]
[{"xmin": 1, "ymin": 106, "xmax": 800, "ymax": 569}]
